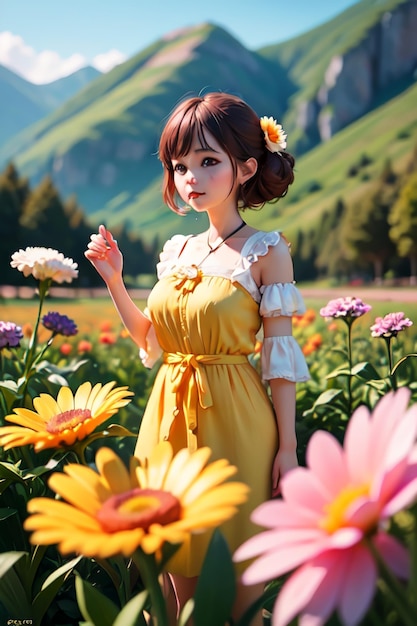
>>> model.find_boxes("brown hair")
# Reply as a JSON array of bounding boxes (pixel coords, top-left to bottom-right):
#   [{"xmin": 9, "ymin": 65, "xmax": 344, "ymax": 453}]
[{"xmin": 158, "ymin": 92, "xmax": 295, "ymax": 214}]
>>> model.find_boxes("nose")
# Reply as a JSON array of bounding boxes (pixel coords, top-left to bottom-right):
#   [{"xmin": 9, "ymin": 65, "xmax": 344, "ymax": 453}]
[{"xmin": 186, "ymin": 171, "xmax": 197, "ymax": 185}]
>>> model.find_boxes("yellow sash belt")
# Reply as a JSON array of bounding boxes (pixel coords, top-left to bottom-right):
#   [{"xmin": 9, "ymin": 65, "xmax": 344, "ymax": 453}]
[{"xmin": 162, "ymin": 352, "xmax": 248, "ymax": 451}]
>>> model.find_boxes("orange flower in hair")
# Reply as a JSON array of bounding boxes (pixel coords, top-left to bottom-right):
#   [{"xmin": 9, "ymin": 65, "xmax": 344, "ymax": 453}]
[{"xmin": 260, "ymin": 116, "xmax": 287, "ymax": 153}]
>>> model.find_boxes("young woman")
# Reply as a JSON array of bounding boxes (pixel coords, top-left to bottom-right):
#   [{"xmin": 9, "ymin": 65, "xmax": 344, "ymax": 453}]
[{"xmin": 85, "ymin": 92, "xmax": 309, "ymax": 624}]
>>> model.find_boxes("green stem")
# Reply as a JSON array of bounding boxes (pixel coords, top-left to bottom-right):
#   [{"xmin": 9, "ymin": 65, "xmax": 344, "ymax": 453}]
[
  {"xmin": 22, "ymin": 279, "xmax": 51, "ymax": 380},
  {"xmin": 133, "ymin": 549, "xmax": 168, "ymax": 626},
  {"xmin": 366, "ymin": 538, "xmax": 416, "ymax": 626},
  {"xmin": 385, "ymin": 337, "xmax": 397, "ymax": 390},
  {"xmin": 346, "ymin": 320, "xmax": 353, "ymax": 414}
]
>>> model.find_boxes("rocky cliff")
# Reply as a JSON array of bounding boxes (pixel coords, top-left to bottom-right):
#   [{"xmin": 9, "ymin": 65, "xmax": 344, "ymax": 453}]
[{"xmin": 300, "ymin": 0, "xmax": 417, "ymax": 142}]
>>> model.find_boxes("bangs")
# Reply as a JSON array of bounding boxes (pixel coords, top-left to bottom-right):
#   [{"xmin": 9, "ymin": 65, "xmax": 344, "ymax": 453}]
[{"xmin": 159, "ymin": 99, "xmax": 219, "ymax": 168}]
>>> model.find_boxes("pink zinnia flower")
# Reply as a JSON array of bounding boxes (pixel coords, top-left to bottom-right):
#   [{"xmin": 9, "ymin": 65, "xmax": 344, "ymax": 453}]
[
  {"xmin": 370, "ymin": 312, "xmax": 413, "ymax": 338},
  {"xmin": 320, "ymin": 296, "xmax": 371, "ymax": 320},
  {"xmin": 234, "ymin": 389, "xmax": 417, "ymax": 626}
]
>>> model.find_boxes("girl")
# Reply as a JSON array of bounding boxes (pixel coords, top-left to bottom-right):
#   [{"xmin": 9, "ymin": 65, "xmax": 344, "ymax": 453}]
[{"xmin": 85, "ymin": 92, "xmax": 309, "ymax": 624}]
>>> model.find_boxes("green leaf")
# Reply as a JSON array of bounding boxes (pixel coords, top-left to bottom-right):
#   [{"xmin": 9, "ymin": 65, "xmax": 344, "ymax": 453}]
[
  {"xmin": 351, "ymin": 361, "xmax": 382, "ymax": 380},
  {"xmin": 0, "ymin": 507, "xmax": 18, "ymax": 521},
  {"xmin": 193, "ymin": 529, "xmax": 236, "ymax": 626},
  {"xmin": 0, "ymin": 462, "xmax": 25, "ymax": 483},
  {"xmin": 0, "ymin": 552, "xmax": 32, "ymax": 618},
  {"xmin": 84, "ymin": 424, "xmax": 137, "ymax": 445},
  {"xmin": 25, "ymin": 456, "xmax": 64, "ymax": 479},
  {"xmin": 112, "ymin": 590, "xmax": 149, "ymax": 626},
  {"xmin": 392, "ymin": 353, "xmax": 417, "ymax": 375},
  {"xmin": 75, "ymin": 574, "xmax": 119, "ymax": 626},
  {"xmin": 313, "ymin": 388, "xmax": 345, "ymax": 407},
  {"xmin": 326, "ymin": 367, "xmax": 351, "ymax": 379},
  {"xmin": 32, "ymin": 555, "xmax": 83, "ymax": 625},
  {"xmin": 0, "ymin": 380, "xmax": 23, "ymax": 408},
  {"xmin": 0, "ymin": 551, "xmax": 26, "ymax": 578}
]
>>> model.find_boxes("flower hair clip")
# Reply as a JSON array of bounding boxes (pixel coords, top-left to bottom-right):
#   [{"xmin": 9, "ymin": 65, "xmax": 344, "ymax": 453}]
[{"xmin": 260, "ymin": 116, "xmax": 287, "ymax": 153}]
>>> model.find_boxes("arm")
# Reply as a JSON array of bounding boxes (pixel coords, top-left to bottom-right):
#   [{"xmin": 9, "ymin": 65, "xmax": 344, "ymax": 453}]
[
  {"xmin": 258, "ymin": 237, "xmax": 299, "ymax": 496},
  {"xmin": 85, "ymin": 225, "xmax": 152, "ymax": 350}
]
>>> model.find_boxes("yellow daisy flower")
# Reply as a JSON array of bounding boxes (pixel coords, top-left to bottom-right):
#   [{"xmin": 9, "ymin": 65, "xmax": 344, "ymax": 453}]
[
  {"xmin": 0, "ymin": 381, "xmax": 133, "ymax": 451},
  {"xmin": 25, "ymin": 442, "xmax": 249, "ymax": 558},
  {"xmin": 260, "ymin": 115, "xmax": 287, "ymax": 153}
]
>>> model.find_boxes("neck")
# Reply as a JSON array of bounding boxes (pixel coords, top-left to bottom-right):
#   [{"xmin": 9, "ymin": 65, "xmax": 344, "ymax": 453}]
[{"xmin": 207, "ymin": 216, "xmax": 245, "ymax": 243}]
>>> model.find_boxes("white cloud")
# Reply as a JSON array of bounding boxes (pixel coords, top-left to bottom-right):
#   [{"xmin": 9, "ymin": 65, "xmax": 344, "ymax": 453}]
[
  {"xmin": 92, "ymin": 49, "xmax": 127, "ymax": 73},
  {"xmin": 0, "ymin": 31, "xmax": 126, "ymax": 84}
]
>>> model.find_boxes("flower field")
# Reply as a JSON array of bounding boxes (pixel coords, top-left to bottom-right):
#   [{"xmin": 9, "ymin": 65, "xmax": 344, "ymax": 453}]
[{"xmin": 1, "ymin": 247, "xmax": 417, "ymax": 626}]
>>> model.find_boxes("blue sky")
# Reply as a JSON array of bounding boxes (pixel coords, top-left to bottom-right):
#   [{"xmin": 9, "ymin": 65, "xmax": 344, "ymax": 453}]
[{"xmin": 1, "ymin": 0, "xmax": 359, "ymax": 83}]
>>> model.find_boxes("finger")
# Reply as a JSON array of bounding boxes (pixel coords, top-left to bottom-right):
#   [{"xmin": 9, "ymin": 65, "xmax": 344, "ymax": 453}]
[{"xmin": 99, "ymin": 224, "xmax": 116, "ymax": 248}]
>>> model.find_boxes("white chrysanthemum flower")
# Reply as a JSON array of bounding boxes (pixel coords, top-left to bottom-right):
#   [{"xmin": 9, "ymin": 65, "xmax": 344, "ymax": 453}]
[{"xmin": 10, "ymin": 247, "xmax": 78, "ymax": 284}]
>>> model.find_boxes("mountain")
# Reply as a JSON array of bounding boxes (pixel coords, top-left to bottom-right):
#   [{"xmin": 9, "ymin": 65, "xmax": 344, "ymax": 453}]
[
  {"xmin": 0, "ymin": 65, "xmax": 101, "ymax": 144},
  {"xmin": 258, "ymin": 0, "xmax": 417, "ymax": 152},
  {"xmin": 1, "ymin": 0, "xmax": 416, "ymax": 243}
]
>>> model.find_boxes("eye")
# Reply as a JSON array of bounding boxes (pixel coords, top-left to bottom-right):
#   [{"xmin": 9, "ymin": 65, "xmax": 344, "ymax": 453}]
[
  {"xmin": 202, "ymin": 157, "xmax": 218, "ymax": 167},
  {"xmin": 173, "ymin": 163, "xmax": 186, "ymax": 174}
]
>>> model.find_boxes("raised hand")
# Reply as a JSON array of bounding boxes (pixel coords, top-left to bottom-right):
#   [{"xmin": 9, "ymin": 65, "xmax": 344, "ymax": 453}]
[{"xmin": 85, "ymin": 224, "xmax": 123, "ymax": 284}]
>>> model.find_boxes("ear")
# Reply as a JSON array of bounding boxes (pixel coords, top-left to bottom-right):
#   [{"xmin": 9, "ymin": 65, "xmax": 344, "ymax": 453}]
[{"xmin": 238, "ymin": 157, "xmax": 258, "ymax": 185}]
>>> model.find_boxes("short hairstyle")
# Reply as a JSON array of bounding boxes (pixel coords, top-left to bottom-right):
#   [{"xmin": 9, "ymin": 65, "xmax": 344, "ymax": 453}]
[{"xmin": 159, "ymin": 92, "xmax": 295, "ymax": 214}]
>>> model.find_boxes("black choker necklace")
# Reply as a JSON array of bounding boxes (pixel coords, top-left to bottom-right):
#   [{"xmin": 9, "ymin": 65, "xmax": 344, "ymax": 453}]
[{"xmin": 207, "ymin": 221, "xmax": 246, "ymax": 253}]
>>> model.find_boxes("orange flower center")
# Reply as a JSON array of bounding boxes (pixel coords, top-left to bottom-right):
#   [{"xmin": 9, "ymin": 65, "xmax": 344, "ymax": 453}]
[
  {"xmin": 266, "ymin": 125, "xmax": 280, "ymax": 142},
  {"xmin": 97, "ymin": 488, "xmax": 181, "ymax": 532},
  {"xmin": 46, "ymin": 408, "xmax": 92, "ymax": 433},
  {"xmin": 320, "ymin": 483, "xmax": 370, "ymax": 534}
]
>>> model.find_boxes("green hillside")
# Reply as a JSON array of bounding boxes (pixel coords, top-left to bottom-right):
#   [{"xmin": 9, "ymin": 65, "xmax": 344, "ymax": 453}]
[
  {"xmin": 89, "ymin": 81, "xmax": 417, "ymax": 243},
  {"xmin": 0, "ymin": 0, "xmax": 415, "ymax": 247},
  {"xmin": 259, "ymin": 0, "xmax": 411, "ymax": 149}
]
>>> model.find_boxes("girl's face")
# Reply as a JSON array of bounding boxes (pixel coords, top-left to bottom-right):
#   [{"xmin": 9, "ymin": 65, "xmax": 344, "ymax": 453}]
[{"xmin": 171, "ymin": 131, "xmax": 242, "ymax": 216}]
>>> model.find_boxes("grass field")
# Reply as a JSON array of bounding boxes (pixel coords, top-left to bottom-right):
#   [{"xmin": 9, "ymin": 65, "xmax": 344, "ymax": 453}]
[{"xmin": 1, "ymin": 290, "xmax": 416, "ymax": 341}]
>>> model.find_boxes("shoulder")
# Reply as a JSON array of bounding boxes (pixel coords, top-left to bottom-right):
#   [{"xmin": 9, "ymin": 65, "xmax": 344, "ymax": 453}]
[
  {"xmin": 242, "ymin": 229, "xmax": 291, "ymax": 263},
  {"xmin": 243, "ymin": 230, "xmax": 293, "ymax": 284}
]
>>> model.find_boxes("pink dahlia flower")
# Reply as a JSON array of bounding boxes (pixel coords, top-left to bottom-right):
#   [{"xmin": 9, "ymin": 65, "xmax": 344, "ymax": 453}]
[
  {"xmin": 234, "ymin": 388, "xmax": 417, "ymax": 626},
  {"xmin": 320, "ymin": 296, "xmax": 371, "ymax": 320},
  {"xmin": 370, "ymin": 312, "xmax": 413, "ymax": 338}
]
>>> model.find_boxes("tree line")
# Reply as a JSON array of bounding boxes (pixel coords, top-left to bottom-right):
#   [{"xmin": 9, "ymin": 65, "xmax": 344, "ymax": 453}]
[
  {"xmin": 1, "ymin": 154, "xmax": 416, "ymax": 289},
  {"xmin": 291, "ymin": 148, "xmax": 417, "ymax": 285},
  {"xmin": 0, "ymin": 164, "xmax": 159, "ymax": 287}
]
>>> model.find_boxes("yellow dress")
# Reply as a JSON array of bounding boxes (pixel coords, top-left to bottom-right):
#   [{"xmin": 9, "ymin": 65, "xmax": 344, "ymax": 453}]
[{"xmin": 135, "ymin": 231, "xmax": 309, "ymax": 577}]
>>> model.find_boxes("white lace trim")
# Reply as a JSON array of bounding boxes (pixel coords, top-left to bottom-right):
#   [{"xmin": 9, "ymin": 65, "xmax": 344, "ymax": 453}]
[
  {"xmin": 155, "ymin": 231, "xmax": 307, "ymax": 312},
  {"xmin": 261, "ymin": 336, "xmax": 310, "ymax": 382}
]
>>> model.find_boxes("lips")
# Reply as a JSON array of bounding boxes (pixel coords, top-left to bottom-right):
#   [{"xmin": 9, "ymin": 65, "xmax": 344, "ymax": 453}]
[{"xmin": 188, "ymin": 192, "xmax": 204, "ymax": 199}]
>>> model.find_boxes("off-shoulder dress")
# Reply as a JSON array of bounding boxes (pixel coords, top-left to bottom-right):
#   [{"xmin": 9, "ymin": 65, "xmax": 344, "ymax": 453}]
[{"xmin": 135, "ymin": 230, "xmax": 310, "ymax": 576}]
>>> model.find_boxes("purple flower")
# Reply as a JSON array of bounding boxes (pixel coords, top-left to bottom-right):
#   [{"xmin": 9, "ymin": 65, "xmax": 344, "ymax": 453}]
[
  {"xmin": 42, "ymin": 312, "xmax": 78, "ymax": 337},
  {"xmin": 370, "ymin": 312, "xmax": 413, "ymax": 338},
  {"xmin": 0, "ymin": 321, "xmax": 23, "ymax": 349},
  {"xmin": 320, "ymin": 296, "xmax": 372, "ymax": 320}
]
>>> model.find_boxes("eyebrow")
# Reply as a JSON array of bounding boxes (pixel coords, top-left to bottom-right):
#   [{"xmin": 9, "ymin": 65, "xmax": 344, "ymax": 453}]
[{"xmin": 194, "ymin": 146, "xmax": 220, "ymax": 153}]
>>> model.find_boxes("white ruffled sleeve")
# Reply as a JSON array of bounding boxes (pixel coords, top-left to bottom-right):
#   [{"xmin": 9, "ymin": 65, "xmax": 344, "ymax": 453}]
[
  {"xmin": 156, "ymin": 234, "xmax": 192, "ymax": 279},
  {"xmin": 259, "ymin": 282, "xmax": 306, "ymax": 317},
  {"xmin": 261, "ymin": 336, "xmax": 310, "ymax": 382},
  {"xmin": 259, "ymin": 283, "xmax": 310, "ymax": 381}
]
